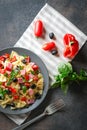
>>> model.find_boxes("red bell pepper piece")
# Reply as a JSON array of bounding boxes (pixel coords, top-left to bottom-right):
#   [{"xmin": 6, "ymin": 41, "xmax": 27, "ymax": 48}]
[
  {"xmin": 63, "ymin": 33, "xmax": 79, "ymax": 58},
  {"xmin": 63, "ymin": 34, "xmax": 75, "ymax": 45},
  {"xmin": 9, "ymin": 87, "xmax": 17, "ymax": 94}
]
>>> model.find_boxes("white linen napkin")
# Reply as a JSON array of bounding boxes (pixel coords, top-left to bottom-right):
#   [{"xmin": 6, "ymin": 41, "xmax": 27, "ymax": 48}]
[{"xmin": 6, "ymin": 3, "xmax": 87, "ymax": 125}]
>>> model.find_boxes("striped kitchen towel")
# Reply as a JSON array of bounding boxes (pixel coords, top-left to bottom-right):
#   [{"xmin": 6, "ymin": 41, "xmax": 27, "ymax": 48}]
[
  {"xmin": 14, "ymin": 3, "xmax": 87, "ymax": 81},
  {"xmin": 7, "ymin": 3, "xmax": 87, "ymax": 125}
]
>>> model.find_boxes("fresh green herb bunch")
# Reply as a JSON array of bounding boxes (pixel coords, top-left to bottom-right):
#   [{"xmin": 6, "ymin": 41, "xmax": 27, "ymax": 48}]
[{"xmin": 51, "ymin": 62, "xmax": 87, "ymax": 94}]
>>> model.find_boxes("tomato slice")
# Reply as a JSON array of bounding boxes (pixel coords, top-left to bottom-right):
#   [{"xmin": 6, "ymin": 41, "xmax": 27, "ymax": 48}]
[
  {"xmin": 6, "ymin": 63, "xmax": 13, "ymax": 71},
  {"xmin": 0, "ymin": 63, "xmax": 3, "ymax": 69},
  {"xmin": 0, "ymin": 56, "xmax": 5, "ymax": 61},
  {"xmin": 13, "ymin": 95, "xmax": 19, "ymax": 100},
  {"xmin": 0, "ymin": 68, "xmax": 6, "ymax": 74},
  {"xmin": 33, "ymin": 75, "xmax": 38, "ymax": 81},
  {"xmin": 3, "ymin": 53, "xmax": 10, "ymax": 59},
  {"xmin": 25, "ymin": 56, "xmax": 30, "ymax": 63},
  {"xmin": 21, "ymin": 96, "xmax": 27, "ymax": 101},
  {"xmin": 0, "ymin": 53, "xmax": 10, "ymax": 62},
  {"xmin": 24, "ymin": 82, "xmax": 30, "ymax": 87}
]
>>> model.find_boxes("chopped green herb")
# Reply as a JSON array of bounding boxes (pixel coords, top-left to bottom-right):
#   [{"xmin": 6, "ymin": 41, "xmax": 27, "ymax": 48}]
[
  {"xmin": 0, "ymin": 88, "xmax": 3, "ymax": 93},
  {"xmin": 0, "ymin": 93, "xmax": 4, "ymax": 99},
  {"xmin": 0, "ymin": 88, "xmax": 7, "ymax": 99},
  {"xmin": 7, "ymin": 69, "xmax": 19, "ymax": 85},
  {"xmin": 19, "ymin": 66, "xmax": 24, "ymax": 70},
  {"xmin": 4, "ymin": 73, "xmax": 8, "ymax": 77},
  {"xmin": 30, "ymin": 70, "xmax": 35, "ymax": 75},
  {"xmin": 22, "ymin": 86, "xmax": 27, "ymax": 93},
  {"xmin": 22, "ymin": 55, "xmax": 27, "ymax": 58}
]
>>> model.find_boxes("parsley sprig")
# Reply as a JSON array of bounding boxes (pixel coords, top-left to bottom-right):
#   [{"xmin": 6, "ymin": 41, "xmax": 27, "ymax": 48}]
[{"xmin": 51, "ymin": 62, "xmax": 87, "ymax": 94}]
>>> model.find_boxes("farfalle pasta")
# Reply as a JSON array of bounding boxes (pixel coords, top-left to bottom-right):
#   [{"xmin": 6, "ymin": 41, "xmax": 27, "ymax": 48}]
[{"xmin": 0, "ymin": 51, "xmax": 44, "ymax": 109}]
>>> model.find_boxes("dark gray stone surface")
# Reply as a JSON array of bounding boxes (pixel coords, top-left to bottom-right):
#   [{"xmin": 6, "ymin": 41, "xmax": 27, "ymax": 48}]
[{"xmin": 0, "ymin": 0, "xmax": 87, "ymax": 130}]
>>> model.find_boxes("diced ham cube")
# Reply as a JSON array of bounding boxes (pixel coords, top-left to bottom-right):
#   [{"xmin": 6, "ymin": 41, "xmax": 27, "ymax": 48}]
[
  {"xmin": 29, "ymin": 62, "xmax": 35, "ymax": 66},
  {"xmin": 17, "ymin": 77, "xmax": 23, "ymax": 83},
  {"xmin": 20, "ymin": 69, "xmax": 26, "ymax": 75},
  {"xmin": 28, "ymin": 88, "xmax": 34, "ymax": 96},
  {"xmin": 29, "ymin": 73, "xmax": 34, "ymax": 79},
  {"xmin": 27, "ymin": 99, "xmax": 35, "ymax": 104}
]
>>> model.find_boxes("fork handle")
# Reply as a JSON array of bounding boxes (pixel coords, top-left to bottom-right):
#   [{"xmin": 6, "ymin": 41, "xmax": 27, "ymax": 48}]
[{"xmin": 12, "ymin": 112, "xmax": 46, "ymax": 130}]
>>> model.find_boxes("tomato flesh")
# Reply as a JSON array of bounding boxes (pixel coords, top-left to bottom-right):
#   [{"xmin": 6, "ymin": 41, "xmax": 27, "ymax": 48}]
[
  {"xmin": 6, "ymin": 63, "xmax": 13, "ymax": 71},
  {"xmin": 0, "ymin": 68, "xmax": 6, "ymax": 74},
  {"xmin": 32, "ymin": 64, "xmax": 39, "ymax": 71}
]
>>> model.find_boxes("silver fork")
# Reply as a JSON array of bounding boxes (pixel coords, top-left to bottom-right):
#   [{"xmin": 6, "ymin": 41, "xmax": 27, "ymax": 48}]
[{"xmin": 13, "ymin": 99, "xmax": 65, "ymax": 130}]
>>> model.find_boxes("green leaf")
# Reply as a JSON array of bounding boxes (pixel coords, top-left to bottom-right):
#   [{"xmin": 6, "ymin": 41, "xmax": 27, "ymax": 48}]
[
  {"xmin": 51, "ymin": 62, "xmax": 87, "ymax": 94},
  {"xmin": 80, "ymin": 69, "xmax": 87, "ymax": 77},
  {"xmin": 58, "ymin": 62, "xmax": 73, "ymax": 76},
  {"xmin": 54, "ymin": 75, "xmax": 61, "ymax": 81},
  {"xmin": 70, "ymin": 72, "xmax": 78, "ymax": 81},
  {"xmin": 51, "ymin": 81, "xmax": 60, "ymax": 88},
  {"xmin": 61, "ymin": 82, "xmax": 69, "ymax": 94}
]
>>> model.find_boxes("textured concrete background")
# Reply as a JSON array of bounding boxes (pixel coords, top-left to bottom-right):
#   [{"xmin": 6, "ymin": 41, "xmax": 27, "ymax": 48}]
[{"xmin": 0, "ymin": 0, "xmax": 87, "ymax": 130}]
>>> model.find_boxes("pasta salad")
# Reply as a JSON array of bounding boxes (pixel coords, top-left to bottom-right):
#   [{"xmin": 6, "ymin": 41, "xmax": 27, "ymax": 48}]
[{"xmin": 0, "ymin": 51, "xmax": 44, "ymax": 109}]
